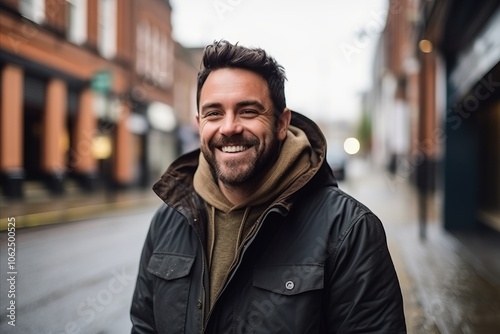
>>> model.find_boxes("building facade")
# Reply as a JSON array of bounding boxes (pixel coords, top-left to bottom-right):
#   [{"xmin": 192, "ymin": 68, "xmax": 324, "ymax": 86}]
[
  {"xmin": 437, "ymin": 0, "xmax": 500, "ymax": 231},
  {"xmin": 369, "ymin": 0, "xmax": 500, "ymax": 233},
  {"xmin": 368, "ymin": 0, "xmax": 422, "ymax": 183},
  {"xmin": 173, "ymin": 42, "xmax": 203, "ymax": 156},
  {"xmin": 0, "ymin": 0, "xmax": 182, "ymax": 200}
]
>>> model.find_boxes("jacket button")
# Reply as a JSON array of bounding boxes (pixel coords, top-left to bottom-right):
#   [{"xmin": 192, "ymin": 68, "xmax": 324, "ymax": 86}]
[
  {"xmin": 285, "ymin": 280, "xmax": 294, "ymax": 290},
  {"xmin": 196, "ymin": 300, "xmax": 202, "ymax": 309}
]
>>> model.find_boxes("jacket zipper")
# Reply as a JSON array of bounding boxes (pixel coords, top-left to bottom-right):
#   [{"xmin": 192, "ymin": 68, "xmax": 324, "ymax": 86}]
[
  {"xmin": 191, "ymin": 217, "xmax": 208, "ymax": 333},
  {"xmin": 203, "ymin": 207, "xmax": 285, "ymax": 330}
]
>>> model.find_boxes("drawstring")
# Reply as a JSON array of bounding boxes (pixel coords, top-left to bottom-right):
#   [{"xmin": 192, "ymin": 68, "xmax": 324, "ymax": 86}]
[
  {"xmin": 207, "ymin": 206, "xmax": 216, "ymax": 268},
  {"xmin": 236, "ymin": 207, "xmax": 251, "ymax": 249}
]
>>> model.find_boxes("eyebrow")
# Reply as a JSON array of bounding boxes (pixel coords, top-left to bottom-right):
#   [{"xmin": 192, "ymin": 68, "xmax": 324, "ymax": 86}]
[
  {"xmin": 200, "ymin": 100, "xmax": 266, "ymax": 114},
  {"xmin": 236, "ymin": 100, "xmax": 266, "ymax": 111},
  {"xmin": 200, "ymin": 102, "xmax": 223, "ymax": 114}
]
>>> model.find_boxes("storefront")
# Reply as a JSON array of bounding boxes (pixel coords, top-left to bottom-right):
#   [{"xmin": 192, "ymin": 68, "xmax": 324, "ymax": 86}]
[{"xmin": 442, "ymin": 2, "xmax": 500, "ymax": 231}]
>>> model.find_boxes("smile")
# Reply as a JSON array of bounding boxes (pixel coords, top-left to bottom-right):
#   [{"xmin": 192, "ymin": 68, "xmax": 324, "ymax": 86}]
[{"xmin": 221, "ymin": 145, "xmax": 248, "ymax": 153}]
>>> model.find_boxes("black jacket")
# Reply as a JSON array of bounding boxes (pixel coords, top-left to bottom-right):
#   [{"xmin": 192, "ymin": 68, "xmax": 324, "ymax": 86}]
[{"xmin": 131, "ymin": 112, "xmax": 406, "ymax": 333}]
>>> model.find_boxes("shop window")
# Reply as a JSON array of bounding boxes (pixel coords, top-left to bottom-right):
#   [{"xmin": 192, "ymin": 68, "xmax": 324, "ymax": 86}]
[{"xmin": 478, "ymin": 101, "xmax": 500, "ymax": 231}]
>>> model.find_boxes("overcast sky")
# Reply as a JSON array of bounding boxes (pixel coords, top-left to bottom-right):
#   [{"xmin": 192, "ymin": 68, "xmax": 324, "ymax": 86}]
[{"xmin": 169, "ymin": 0, "xmax": 389, "ymax": 123}]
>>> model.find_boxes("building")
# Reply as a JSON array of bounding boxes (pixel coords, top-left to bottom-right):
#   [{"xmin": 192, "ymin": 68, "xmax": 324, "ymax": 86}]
[
  {"xmin": 435, "ymin": 0, "xmax": 500, "ymax": 231},
  {"xmin": 0, "ymin": 0, "xmax": 180, "ymax": 200},
  {"xmin": 173, "ymin": 42, "xmax": 203, "ymax": 155},
  {"xmin": 368, "ymin": 0, "xmax": 421, "ymax": 182},
  {"xmin": 368, "ymin": 0, "xmax": 500, "ymax": 233}
]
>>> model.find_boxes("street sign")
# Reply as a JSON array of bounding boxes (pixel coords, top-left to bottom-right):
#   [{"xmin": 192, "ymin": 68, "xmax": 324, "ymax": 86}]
[{"xmin": 91, "ymin": 70, "xmax": 112, "ymax": 94}]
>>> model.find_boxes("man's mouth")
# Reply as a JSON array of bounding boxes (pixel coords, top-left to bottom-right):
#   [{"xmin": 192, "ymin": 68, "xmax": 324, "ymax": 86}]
[{"xmin": 221, "ymin": 145, "xmax": 248, "ymax": 153}]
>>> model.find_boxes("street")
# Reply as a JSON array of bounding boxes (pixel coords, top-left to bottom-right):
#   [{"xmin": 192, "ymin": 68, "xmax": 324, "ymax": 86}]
[{"xmin": 0, "ymin": 208, "xmax": 155, "ymax": 333}]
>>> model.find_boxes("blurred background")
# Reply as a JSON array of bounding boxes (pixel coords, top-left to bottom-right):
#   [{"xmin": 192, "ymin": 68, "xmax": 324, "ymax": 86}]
[{"xmin": 0, "ymin": 0, "xmax": 499, "ymax": 333}]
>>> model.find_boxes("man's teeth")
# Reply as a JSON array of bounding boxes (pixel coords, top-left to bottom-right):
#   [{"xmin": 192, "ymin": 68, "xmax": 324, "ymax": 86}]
[{"xmin": 222, "ymin": 145, "xmax": 246, "ymax": 153}]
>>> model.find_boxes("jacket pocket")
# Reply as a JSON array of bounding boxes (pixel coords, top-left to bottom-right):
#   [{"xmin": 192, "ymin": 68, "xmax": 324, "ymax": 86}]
[
  {"xmin": 147, "ymin": 253, "xmax": 195, "ymax": 334},
  {"xmin": 147, "ymin": 253, "xmax": 195, "ymax": 280},
  {"xmin": 253, "ymin": 264, "xmax": 324, "ymax": 295},
  {"xmin": 241, "ymin": 264, "xmax": 324, "ymax": 333}
]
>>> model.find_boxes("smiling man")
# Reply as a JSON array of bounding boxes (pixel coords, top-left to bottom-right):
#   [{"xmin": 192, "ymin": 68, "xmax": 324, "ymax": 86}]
[
  {"xmin": 131, "ymin": 40, "xmax": 406, "ymax": 333},
  {"xmin": 197, "ymin": 67, "xmax": 289, "ymax": 201}
]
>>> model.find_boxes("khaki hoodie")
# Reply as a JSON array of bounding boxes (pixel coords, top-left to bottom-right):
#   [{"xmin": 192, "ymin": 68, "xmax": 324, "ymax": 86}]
[{"xmin": 193, "ymin": 125, "xmax": 319, "ymax": 309}]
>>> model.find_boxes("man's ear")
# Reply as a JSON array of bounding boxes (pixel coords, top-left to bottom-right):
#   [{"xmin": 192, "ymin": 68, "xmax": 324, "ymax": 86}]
[
  {"xmin": 277, "ymin": 108, "xmax": 291, "ymax": 141},
  {"xmin": 194, "ymin": 113, "xmax": 200, "ymax": 129}
]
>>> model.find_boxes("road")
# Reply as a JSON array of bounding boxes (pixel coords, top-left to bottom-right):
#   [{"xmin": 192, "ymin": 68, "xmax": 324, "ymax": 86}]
[{"xmin": 0, "ymin": 208, "xmax": 156, "ymax": 333}]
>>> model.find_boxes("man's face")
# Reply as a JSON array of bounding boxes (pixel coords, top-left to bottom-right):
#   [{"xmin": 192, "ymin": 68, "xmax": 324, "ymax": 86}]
[{"xmin": 196, "ymin": 68, "xmax": 289, "ymax": 187}]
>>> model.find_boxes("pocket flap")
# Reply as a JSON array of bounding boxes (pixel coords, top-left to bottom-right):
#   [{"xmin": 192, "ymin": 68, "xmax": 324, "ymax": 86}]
[
  {"xmin": 253, "ymin": 264, "xmax": 324, "ymax": 296},
  {"xmin": 147, "ymin": 253, "xmax": 195, "ymax": 280}
]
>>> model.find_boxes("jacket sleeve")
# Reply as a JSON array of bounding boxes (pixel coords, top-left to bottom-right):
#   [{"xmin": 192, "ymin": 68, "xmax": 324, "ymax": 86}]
[
  {"xmin": 324, "ymin": 213, "xmax": 407, "ymax": 333},
  {"xmin": 130, "ymin": 214, "xmax": 157, "ymax": 333}
]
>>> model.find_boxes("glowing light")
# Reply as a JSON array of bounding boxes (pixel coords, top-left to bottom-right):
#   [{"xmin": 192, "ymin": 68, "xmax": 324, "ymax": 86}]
[
  {"xmin": 344, "ymin": 137, "xmax": 360, "ymax": 155},
  {"xmin": 419, "ymin": 39, "xmax": 433, "ymax": 53},
  {"xmin": 92, "ymin": 136, "xmax": 112, "ymax": 160}
]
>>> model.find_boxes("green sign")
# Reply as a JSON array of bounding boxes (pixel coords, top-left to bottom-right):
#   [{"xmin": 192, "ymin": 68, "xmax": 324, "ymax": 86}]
[{"xmin": 91, "ymin": 70, "xmax": 112, "ymax": 94}]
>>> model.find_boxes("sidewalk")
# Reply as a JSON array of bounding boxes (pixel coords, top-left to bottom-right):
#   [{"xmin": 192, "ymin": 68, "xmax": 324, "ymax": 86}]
[
  {"xmin": 0, "ymin": 182, "xmax": 161, "ymax": 230},
  {"xmin": 340, "ymin": 158, "xmax": 500, "ymax": 334}
]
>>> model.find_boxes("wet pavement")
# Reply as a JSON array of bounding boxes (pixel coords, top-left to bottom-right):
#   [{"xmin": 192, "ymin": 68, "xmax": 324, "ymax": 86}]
[
  {"xmin": 0, "ymin": 182, "xmax": 159, "ymax": 230},
  {"xmin": 340, "ymin": 158, "xmax": 500, "ymax": 334}
]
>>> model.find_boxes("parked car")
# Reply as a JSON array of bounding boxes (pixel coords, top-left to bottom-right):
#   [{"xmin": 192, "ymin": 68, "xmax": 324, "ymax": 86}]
[{"xmin": 327, "ymin": 146, "xmax": 347, "ymax": 181}]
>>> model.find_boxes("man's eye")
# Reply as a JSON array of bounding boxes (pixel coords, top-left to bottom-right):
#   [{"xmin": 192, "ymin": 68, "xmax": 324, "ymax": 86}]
[
  {"xmin": 204, "ymin": 111, "xmax": 222, "ymax": 118},
  {"xmin": 240, "ymin": 109, "xmax": 259, "ymax": 116}
]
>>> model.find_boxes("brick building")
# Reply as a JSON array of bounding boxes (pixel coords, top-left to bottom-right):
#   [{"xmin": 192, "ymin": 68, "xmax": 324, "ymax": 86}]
[
  {"xmin": 0, "ymin": 0, "xmax": 193, "ymax": 200},
  {"xmin": 368, "ymin": 0, "xmax": 500, "ymax": 232}
]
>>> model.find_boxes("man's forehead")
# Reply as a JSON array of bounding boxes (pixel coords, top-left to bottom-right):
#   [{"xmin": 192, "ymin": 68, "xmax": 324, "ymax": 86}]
[
  {"xmin": 200, "ymin": 68, "xmax": 271, "ymax": 104},
  {"xmin": 202, "ymin": 68, "xmax": 266, "ymax": 86}
]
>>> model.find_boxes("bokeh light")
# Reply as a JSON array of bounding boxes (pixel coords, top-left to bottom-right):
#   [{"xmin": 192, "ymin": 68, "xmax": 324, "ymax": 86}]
[{"xmin": 344, "ymin": 137, "xmax": 360, "ymax": 155}]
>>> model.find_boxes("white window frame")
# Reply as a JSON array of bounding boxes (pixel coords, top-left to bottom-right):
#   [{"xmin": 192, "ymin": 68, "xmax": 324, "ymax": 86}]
[
  {"xmin": 19, "ymin": 0, "xmax": 45, "ymax": 24},
  {"xmin": 135, "ymin": 20, "xmax": 173, "ymax": 89},
  {"xmin": 136, "ymin": 22, "xmax": 146, "ymax": 74},
  {"xmin": 98, "ymin": 0, "xmax": 117, "ymax": 59},
  {"xmin": 160, "ymin": 35, "xmax": 173, "ymax": 88},
  {"xmin": 66, "ymin": 0, "xmax": 87, "ymax": 44}
]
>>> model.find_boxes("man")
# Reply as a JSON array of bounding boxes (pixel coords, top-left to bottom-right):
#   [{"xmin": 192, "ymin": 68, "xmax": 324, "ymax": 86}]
[{"xmin": 131, "ymin": 40, "xmax": 406, "ymax": 333}]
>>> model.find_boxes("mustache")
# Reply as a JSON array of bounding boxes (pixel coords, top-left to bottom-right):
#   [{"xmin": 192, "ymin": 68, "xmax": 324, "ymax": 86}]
[{"xmin": 209, "ymin": 135, "xmax": 259, "ymax": 148}]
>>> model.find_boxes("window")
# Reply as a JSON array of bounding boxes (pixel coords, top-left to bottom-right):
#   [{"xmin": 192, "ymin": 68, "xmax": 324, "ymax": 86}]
[
  {"xmin": 135, "ymin": 19, "xmax": 173, "ymax": 89},
  {"xmin": 98, "ymin": 0, "xmax": 117, "ymax": 59},
  {"xmin": 66, "ymin": 0, "xmax": 87, "ymax": 44},
  {"xmin": 19, "ymin": 0, "xmax": 45, "ymax": 24},
  {"xmin": 160, "ymin": 35, "xmax": 173, "ymax": 88},
  {"xmin": 136, "ymin": 22, "xmax": 147, "ymax": 74}
]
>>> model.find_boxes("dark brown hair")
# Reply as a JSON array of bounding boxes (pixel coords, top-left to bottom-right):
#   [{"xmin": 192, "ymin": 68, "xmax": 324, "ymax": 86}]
[{"xmin": 196, "ymin": 40, "xmax": 287, "ymax": 115}]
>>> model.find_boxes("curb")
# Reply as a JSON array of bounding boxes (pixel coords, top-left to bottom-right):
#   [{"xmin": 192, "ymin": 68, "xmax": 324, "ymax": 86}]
[{"xmin": 0, "ymin": 196, "xmax": 160, "ymax": 231}]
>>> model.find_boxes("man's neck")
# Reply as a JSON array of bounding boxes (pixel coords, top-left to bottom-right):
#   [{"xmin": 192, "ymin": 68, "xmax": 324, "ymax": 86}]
[{"xmin": 218, "ymin": 181, "xmax": 257, "ymax": 207}]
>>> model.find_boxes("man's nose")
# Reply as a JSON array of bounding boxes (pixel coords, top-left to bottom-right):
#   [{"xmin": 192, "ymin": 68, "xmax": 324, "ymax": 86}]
[{"xmin": 219, "ymin": 114, "xmax": 243, "ymax": 136}]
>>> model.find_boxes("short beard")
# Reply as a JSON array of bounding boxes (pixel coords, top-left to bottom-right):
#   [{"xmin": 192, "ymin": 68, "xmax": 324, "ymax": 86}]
[{"xmin": 202, "ymin": 133, "xmax": 281, "ymax": 187}]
